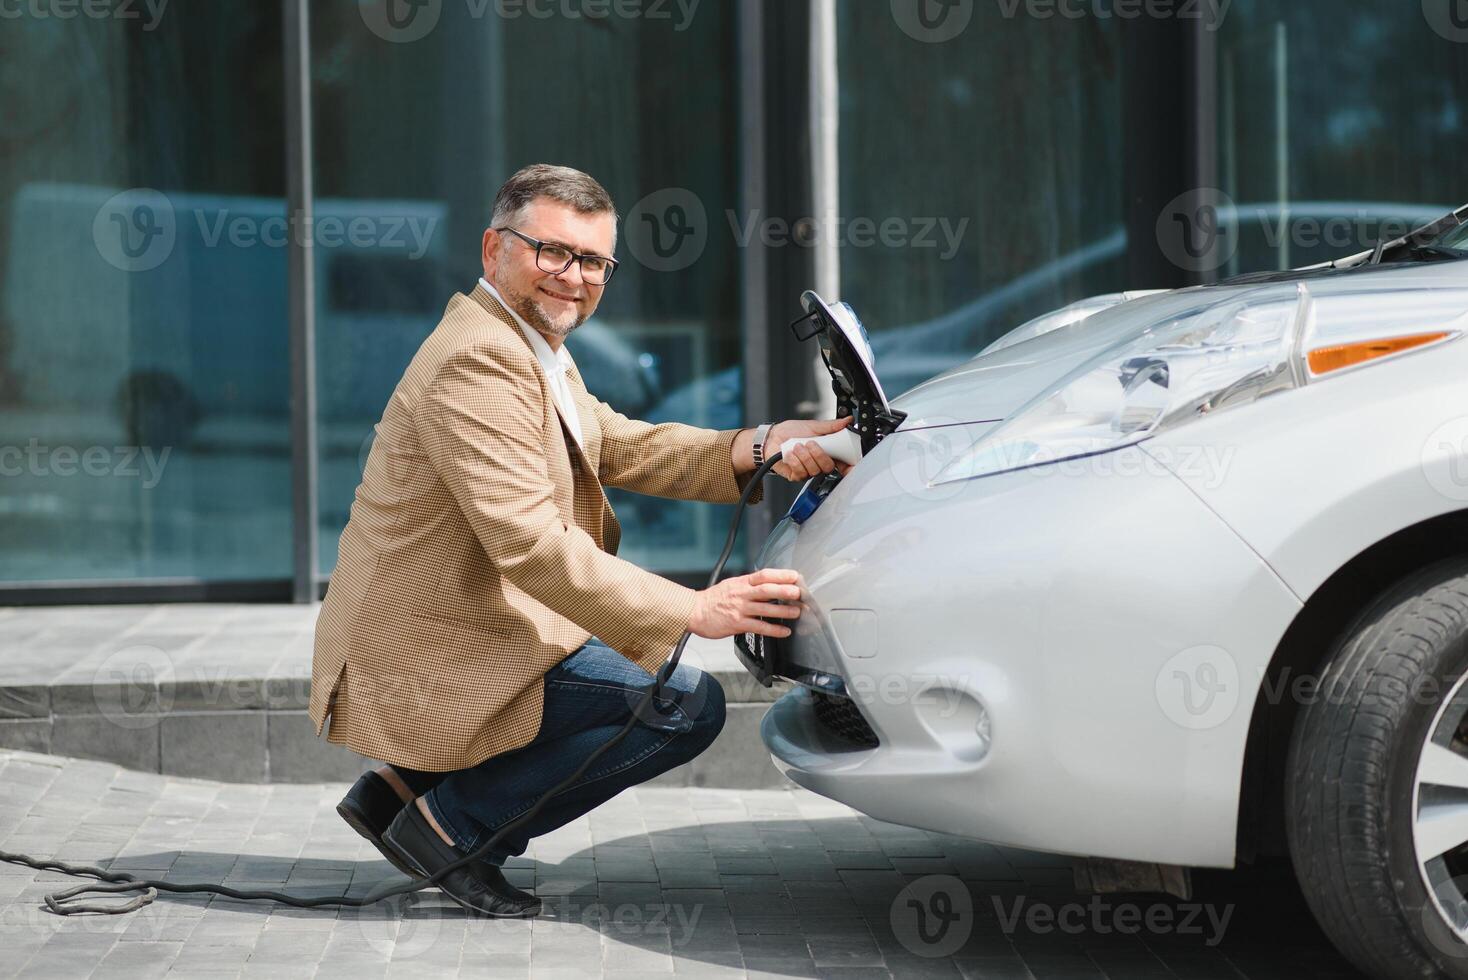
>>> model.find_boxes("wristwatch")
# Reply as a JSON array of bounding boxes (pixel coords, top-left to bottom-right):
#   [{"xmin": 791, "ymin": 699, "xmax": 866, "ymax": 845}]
[{"xmin": 751, "ymin": 423, "xmax": 773, "ymax": 468}]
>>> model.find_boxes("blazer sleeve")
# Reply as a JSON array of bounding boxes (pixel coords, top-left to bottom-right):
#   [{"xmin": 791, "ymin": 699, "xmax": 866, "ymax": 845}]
[
  {"xmin": 586, "ymin": 394, "xmax": 765, "ymax": 507},
  {"xmin": 415, "ymin": 343, "xmax": 698, "ymax": 660}
]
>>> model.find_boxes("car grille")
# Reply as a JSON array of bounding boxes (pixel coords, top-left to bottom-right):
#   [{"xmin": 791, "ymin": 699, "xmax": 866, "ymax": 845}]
[{"xmin": 811, "ymin": 690, "xmax": 879, "ymax": 749}]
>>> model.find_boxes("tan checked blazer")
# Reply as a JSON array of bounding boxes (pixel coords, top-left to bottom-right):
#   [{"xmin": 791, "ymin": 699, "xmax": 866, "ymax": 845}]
[{"xmin": 309, "ymin": 285, "xmax": 760, "ymax": 771}]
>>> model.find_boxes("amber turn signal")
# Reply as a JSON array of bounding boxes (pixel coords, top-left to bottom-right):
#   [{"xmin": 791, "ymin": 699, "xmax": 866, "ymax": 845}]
[{"xmin": 1306, "ymin": 332, "xmax": 1452, "ymax": 376}]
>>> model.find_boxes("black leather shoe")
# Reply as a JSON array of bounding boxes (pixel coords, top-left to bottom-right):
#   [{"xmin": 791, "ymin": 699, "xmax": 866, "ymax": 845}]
[
  {"xmin": 336, "ymin": 770, "xmax": 418, "ymax": 878},
  {"xmin": 382, "ymin": 803, "xmax": 541, "ymax": 918}
]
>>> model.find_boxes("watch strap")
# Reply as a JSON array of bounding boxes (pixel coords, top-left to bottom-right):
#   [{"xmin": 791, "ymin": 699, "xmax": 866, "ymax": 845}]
[{"xmin": 752, "ymin": 423, "xmax": 773, "ymax": 467}]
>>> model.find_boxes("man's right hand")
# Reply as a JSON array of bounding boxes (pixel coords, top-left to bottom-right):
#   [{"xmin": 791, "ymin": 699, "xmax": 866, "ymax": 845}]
[{"xmin": 688, "ymin": 568, "xmax": 802, "ymax": 640}]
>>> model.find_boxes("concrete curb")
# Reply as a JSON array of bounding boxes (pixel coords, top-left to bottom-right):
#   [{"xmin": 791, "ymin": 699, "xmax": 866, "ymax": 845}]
[{"xmin": 0, "ymin": 645, "xmax": 792, "ymax": 788}]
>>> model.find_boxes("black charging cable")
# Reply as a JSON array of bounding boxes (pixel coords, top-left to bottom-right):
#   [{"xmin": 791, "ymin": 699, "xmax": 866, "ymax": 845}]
[{"xmin": 0, "ymin": 452, "xmax": 786, "ymax": 916}]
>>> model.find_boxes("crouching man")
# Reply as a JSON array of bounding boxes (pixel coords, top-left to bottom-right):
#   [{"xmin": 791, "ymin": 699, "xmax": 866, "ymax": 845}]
[{"xmin": 309, "ymin": 164, "xmax": 851, "ymax": 916}]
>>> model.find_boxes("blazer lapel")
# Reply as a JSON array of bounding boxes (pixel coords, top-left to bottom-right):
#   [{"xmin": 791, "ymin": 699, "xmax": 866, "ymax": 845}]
[
  {"xmin": 467, "ymin": 284, "xmax": 602, "ymax": 486},
  {"xmin": 563, "ymin": 362, "xmax": 602, "ymax": 477}
]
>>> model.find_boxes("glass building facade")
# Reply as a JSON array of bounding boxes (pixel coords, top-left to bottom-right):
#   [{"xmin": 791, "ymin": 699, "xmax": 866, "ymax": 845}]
[{"xmin": 3, "ymin": 0, "xmax": 1466, "ymax": 601}]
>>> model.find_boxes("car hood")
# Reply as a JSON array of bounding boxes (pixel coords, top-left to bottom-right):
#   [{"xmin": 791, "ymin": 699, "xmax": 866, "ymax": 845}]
[{"xmin": 886, "ymin": 260, "xmax": 1468, "ymax": 428}]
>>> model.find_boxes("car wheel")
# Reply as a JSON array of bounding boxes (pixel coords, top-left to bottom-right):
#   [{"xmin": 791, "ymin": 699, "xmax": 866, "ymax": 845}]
[{"xmin": 1287, "ymin": 558, "xmax": 1468, "ymax": 979}]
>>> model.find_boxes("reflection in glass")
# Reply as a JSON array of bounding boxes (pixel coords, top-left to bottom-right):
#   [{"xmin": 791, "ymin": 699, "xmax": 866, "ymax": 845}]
[
  {"xmin": 1217, "ymin": 0, "xmax": 1468, "ymax": 275},
  {"xmin": 0, "ymin": 8, "xmax": 290, "ymax": 584},
  {"xmin": 836, "ymin": 5, "xmax": 1124, "ymax": 400}
]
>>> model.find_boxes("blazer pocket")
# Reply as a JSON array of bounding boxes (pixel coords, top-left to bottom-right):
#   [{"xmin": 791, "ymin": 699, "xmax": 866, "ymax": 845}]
[
  {"xmin": 412, "ymin": 537, "xmax": 510, "ymax": 635},
  {"xmin": 406, "ymin": 610, "xmax": 510, "ymax": 639}
]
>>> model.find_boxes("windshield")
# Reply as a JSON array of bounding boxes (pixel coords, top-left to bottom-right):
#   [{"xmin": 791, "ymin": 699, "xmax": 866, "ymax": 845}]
[
  {"xmin": 1365, "ymin": 205, "xmax": 1468, "ymax": 265},
  {"xmin": 1432, "ymin": 219, "xmax": 1468, "ymax": 253}
]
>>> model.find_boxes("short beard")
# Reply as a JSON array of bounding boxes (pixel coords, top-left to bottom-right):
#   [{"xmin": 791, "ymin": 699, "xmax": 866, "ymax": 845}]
[{"xmin": 493, "ymin": 270, "xmax": 585, "ymax": 341}]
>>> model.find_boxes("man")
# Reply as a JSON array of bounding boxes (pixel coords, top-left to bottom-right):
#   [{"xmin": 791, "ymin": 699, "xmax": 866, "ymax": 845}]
[{"xmin": 310, "ymin": 164, "xmax": 851, "ymax": 917}]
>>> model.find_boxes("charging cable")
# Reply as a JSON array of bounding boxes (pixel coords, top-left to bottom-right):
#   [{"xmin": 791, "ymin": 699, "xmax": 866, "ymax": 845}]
[{"xmin": 0, "ymin": 452, "xmax": 786, "ymax": 916}]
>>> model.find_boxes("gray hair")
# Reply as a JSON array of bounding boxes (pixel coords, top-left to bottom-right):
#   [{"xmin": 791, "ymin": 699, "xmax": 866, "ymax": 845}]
[{"xmin": 490, "ymin": 164, "xmax": 619, "ymax": 250}]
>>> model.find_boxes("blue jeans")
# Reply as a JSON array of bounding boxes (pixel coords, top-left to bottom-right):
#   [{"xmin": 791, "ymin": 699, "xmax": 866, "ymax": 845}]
[{"xmin": 390, "ymin": 637, "xmax": 725, "ymax": 864}]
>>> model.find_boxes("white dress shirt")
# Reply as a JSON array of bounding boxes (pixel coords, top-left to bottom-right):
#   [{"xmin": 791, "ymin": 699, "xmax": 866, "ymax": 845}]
[{"xmin": 479, "ymin": 278, "xmax": 584, "ymax": 449}]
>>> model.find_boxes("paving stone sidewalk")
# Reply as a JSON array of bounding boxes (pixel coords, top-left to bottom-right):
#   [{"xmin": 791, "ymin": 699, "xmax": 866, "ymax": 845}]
[{"xmin": 0, "ymin": 750, "xmax": 1360, "ymax": 979}]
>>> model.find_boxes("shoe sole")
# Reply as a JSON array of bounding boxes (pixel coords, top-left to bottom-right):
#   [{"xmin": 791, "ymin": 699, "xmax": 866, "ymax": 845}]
[
  {"xmin": 336, "ymin": 801, "xmax": 424, "ymax": 880},
  {"xmin": 382, "ymin": 829, "xmax": 541, "ymax": 919}
]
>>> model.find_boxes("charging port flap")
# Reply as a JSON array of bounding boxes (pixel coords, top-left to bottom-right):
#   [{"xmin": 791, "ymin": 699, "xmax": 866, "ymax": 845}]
[{"xmin": 791, "ymin": 291, "xmax": 908, "ymax": 454}]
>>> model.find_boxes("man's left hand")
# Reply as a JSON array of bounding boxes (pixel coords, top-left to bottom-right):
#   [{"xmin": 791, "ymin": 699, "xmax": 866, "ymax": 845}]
[{"xmin": 766, "ymin": 416, "xmax": 855, "ymax": 482}]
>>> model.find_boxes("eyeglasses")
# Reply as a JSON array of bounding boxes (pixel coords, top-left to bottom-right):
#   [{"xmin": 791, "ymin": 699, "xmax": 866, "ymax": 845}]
[{"xmin": 496, "ymin": 227, "xmax": 619, "ymax": 286}]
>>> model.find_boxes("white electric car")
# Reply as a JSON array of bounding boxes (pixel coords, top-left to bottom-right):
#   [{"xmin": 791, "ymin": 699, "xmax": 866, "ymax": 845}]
[{"xmin": 741, "ymin": 207, "xmax": 1468, "ymax": 978}]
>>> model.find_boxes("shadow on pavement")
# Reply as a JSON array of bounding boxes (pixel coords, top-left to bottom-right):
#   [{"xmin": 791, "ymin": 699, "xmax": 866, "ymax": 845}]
[{"xmin": 16, "ymin": 818, "xmax": 1368, "ymax": 978}]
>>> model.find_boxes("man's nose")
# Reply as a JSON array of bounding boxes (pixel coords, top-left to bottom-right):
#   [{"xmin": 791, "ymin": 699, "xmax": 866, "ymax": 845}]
[{"xmin": 555, "ymin": 261, "xmax": 585, "ymax": 290}]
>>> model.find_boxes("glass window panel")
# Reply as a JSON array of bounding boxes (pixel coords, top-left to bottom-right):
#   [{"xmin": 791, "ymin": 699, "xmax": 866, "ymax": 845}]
[
  {"xmin": 0, "ymin": 7, "xmax": 290, "ymax": 584},
  {"xmin": 1218, "ymin": 0, "xmax": 1468, "ymax": 274},
  {"xmin": 836, "ymin": 6, "xmax": 1124, "ymax": 399},
  {"xmin": 312, "ymin": 2, "xmax": 744, "ymax": 577}
]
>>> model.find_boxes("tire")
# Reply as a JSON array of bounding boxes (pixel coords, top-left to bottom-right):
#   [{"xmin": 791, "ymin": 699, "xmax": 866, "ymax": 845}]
[{"xmin": 1286, "ymin": 558, "xmax": 1468, "ymax": 979}]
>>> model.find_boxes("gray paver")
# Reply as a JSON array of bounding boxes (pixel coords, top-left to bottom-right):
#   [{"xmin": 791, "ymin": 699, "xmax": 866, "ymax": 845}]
[{"xmin": 0, "ymin": 750, "xmax": 1362, "ymax": 979}]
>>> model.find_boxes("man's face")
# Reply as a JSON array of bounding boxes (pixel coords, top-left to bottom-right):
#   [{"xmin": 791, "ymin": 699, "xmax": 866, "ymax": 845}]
[{"xmin": 482, "ymin": 198, "xmax": 616, "ymax": 343}]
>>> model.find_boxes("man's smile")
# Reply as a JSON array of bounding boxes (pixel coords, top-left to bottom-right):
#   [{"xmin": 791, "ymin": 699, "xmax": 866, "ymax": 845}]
[{"xmin": 538, "ymin": 284, "xmax": 581, "ymax": 304}]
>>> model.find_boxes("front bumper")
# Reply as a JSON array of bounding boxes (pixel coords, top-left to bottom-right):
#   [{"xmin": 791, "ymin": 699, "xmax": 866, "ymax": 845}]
[{"xmin": 750, "ymin": 437, "xmax": 1301, "ymax": 868}]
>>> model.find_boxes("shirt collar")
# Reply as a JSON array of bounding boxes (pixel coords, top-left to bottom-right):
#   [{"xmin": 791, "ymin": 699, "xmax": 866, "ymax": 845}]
[{"xmin": 478, "ymin": 278, "xmax": 573, "ymax": 376}]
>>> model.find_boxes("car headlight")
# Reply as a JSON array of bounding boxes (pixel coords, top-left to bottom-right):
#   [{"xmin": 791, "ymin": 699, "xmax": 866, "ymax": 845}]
[
  {"xmin": 979, "ymin": 293, "xmax": 1131, "ymax": 357},
  {"xmin": 933, "ymin": 283, "xmax": 1464, "ymax": 486}
]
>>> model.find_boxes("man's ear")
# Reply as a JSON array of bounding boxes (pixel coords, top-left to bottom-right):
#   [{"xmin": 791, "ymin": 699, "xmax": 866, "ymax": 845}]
[{"xmin": 481, "ymin": 227, "xmax": 500, "ymax": 278}]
